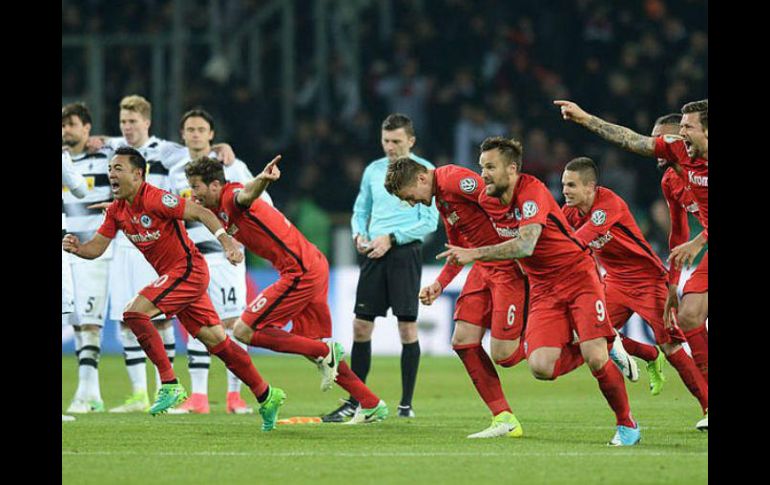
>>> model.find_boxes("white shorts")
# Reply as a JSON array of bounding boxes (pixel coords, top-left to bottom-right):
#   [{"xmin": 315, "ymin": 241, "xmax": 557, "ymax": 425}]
[
  {"xmin": 108, "ymin": 244, "xmax": 165, "ymax": 321},
  {"xmin": 62, "ymin": 249, "xmax": 74, "ymax": 315},
  {"xmin": 69, "ymin": 257, "xmax": 110, "ymax": 326},
  {"xmin": 206, "ymin": 255, "xmax": 247, "ymax": 320}
]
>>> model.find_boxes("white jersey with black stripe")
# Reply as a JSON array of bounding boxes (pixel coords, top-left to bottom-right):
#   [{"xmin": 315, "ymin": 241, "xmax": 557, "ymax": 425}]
[
  {"xmin": 106, "ymin": 136, "xmax": 188, "ymax": 248},
  {"xmin": 62, "ymin": 150, "xmax": 87, "ymax": 234},
  {"xmin": 63, "ymin": 148, "xmax": 115, "ymax": 255},
  {"xmin": 167, "ymin": 153, "xmax": 272, "ymax": 259}
]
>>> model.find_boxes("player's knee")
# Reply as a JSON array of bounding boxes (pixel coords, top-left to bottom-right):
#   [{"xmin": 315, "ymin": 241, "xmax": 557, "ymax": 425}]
[
  {"xmin": 233, "ymin": 321, "xmax": 253, "ymax": 345},
  {"xmin": 584, "ymin": 354, "xmax": 608, "ymax": 372},
  {"xmin": 353, "ymin": 320, "xmax": 374, "ymax": 341},
  {"xmin": 677, "ymin": 304, "xmax": 706, "ymax": 330},
  {"xmin": 398, "ymin": 322, "xmax": 418, "ymax": 344},
  {"xmin": 528, "ymin": 356, "xmax": 555, "ymax": 380}
]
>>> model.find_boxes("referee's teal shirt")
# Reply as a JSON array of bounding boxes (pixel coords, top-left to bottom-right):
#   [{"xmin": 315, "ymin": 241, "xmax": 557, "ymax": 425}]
[{"xmin": 351, "ymin": 154, "xmax": 439, "ymax": 244}]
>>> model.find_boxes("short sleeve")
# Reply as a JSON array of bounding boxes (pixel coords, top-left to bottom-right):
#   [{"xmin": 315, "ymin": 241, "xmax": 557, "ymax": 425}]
[
  {"xmin": 653, "ymin": 135, "xmax": 686, "ymax": 164},
  {"xmin": 97, "ymin": 203, "xmax": 119, "ymax": 239},
  {"xmin": 516, "ymin": 181, "xmax": 551, "ymax": 227},
  {"xmin": 444, "ymin": 167, "xmax": 484, "ymax": 203},
  {"xmin": 148, "ymin": 189, "xmax": 186, "ymax": 220}
]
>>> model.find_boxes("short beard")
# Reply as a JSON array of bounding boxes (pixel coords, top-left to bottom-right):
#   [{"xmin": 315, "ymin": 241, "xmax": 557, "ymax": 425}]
[
  {"xmin": 486, "ymin": 182, "xmax": 508, "ymax": 198},
  {"xmin": 62, "ymin": 138, "xmax": 79, "ymax": 148}
]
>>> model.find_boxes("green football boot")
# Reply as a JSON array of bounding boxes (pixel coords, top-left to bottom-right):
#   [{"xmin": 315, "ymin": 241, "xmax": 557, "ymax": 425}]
[
  {"xmin": 259, "ymin": 387, "xmax": 287, "ymax": 431},
  {"xmin": 149, "ymin": 383, "xmax": 188, "ymax": 416},
  {"xmin": 345, "ymin": 400, "xmax": 389, "ymax": 424},
  {"xmin": 467, "ymin": 411, "xmax": 524, "ymax": 438},
  {"xmin": 646, "ymin": 350, "xmax": 666, "ymax": 396}
]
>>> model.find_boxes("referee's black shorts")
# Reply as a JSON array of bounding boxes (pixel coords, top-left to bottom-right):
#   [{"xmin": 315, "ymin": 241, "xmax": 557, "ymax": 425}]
[{"xmin": 354, "ymin": 241, "xmax": 422, "ymax": 321}]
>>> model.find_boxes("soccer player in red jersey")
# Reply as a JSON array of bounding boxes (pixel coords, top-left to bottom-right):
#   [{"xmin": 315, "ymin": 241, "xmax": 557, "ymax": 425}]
[
  {"xmin": 184, "ymin": 156, "xmax": 388, "ymax": 424},
  {"xmin": 561, "ymin": 157, "xmax": 708, "ymax": 427},
  {"xmin": 62, "ymin": 147, "xmax": 286, "ymax": 430},
  {"xmin": 438, "ymin": 137, "xmax": 640, "ymax": 446},
  {"xmin": 555, "ymin": 99, "xmax": 709, "ymax": 430},
  {"xmin": 383, "ymin": 158, "xmax": 530, "ymax": 438}
]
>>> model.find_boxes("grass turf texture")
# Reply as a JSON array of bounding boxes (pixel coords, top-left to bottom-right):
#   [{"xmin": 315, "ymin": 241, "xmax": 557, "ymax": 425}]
[{"xmin": 62, "ymin": 355, "xmax": 707, "ymax": 484}]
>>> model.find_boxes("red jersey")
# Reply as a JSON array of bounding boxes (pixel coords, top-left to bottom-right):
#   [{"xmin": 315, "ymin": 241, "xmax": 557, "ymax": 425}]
[
  {"xmin": 479, "ymin": 173, "xmax": 592, "ymax": 283},
  {"xmin": 661, "ymin": 167, "xmax": 700, "ymax": 286},
  {"xmin": 654, "ymin": 135, "xmax": 708, "ymax": 238},
  {"xmin": 98, "ymin": 182, "xmax": 204, "ymax": 275},
  {"xmin": 432, "ymin": 165, "xmax": 520, "ymax": 289},
  {"xmin": 561, "ymin": 186, "xmax": 667, "ymax": 285},
  {"xmin": 217, "ymin": 182, "xmax": 322, "ymax": 276}
]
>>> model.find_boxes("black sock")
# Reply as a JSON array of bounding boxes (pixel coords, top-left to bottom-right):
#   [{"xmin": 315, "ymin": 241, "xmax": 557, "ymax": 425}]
[
  {"xmin": 161, "ymin": 378, "xmax": 178, "ymax": 385},
  {"xmin": 400, "ymin": 341, "xmax": 421, "ymax": 407},
  {"xmin": 257, "ymin": 386, "xmax": 271, "ymax": 403},
  {"xmin": 348, "ymin": 340, "xmax": 372, "ymax": 406}
]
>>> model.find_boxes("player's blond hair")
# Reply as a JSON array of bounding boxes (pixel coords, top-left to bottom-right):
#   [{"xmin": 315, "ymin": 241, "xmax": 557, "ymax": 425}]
[{"xmin": 120, "ymin": 95, "xmax": 152, "ymax": 120}]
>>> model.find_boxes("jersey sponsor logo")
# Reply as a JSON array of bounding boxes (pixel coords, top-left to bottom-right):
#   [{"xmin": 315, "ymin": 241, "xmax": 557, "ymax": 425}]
[
  {"xmin": 521, "ymin": 201, "xmax": 538, "ymax": 219},
  {"xmin": 459, "ymin": 177, "xmax": 477, "ymax": 193},
  {"xmin": 140, "ymin": 215, "xmax": 153, "ymax": 228},
  {"xmin": 685, "ymin": 202, "xmax": 699, "ymax": 213},
  {"xmin": 127, "ymin": 230, "xmax": 162, "ymax": 243},
  {"xmin": 688, "ymin": 171, "xmax": 708, "ymax": 187},
  {"xmin": 590, "ymin": 209, "xmax": 607, "ymax": 226},
  {"xmin": 588, "ymin": 231, "xmax": 613, "ymax": 250},
  {"xmin": 494, "ymin": 225, "xmax": 519, "ymax": 239},
  {"xmin": 446, "ymin": 211, "xmax": 460, "ymax": 226},
  {"xmin": 162, "ymin": 193, "xmax": 180, "ymax": 208}
]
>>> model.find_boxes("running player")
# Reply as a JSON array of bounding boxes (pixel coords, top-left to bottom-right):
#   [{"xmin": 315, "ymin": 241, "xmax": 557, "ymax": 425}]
[
  {"xmin": 384, "ymin": 159, "xmax": 529, "ymax": 438},
  {"xmin": 560, "ymin": 157, "xmax": 708, "ymax": 428},
  {"xmin": 437, "ymin": 137, "xmax": 641, "ymax": 446},
  {"xmin": 63, "ymin": 147, "xmax": 286, "ymax": 430},
  {"xmin": 185, "ymin": 156, "xmax": 388, "ymax": 424},
  {"xmin": 62, "ymin": 102, "xmax": 112, "ymax": 414},
  {"xmin": 167, "ymin": 108, "xmax": 264, "ymax": 414},
  {"xmin": 555, "ymin": 99, "xmax": 708, "ymax": 430}
]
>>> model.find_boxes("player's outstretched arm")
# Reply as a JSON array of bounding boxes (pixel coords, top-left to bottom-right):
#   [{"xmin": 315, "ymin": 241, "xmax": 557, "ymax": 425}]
[
  {"xmin": 235, "ymin": 155, "xmax": 282, "ymax": 209},
  {"xmin": 554, "ymin": 100, "xmax": 656, "ymax": 157},
  {"xmin": 182, "ymin": 202, "xmax": 244, "ymax": 265},
  {"xmin": 437, "ymin": 224, "xmax": 543, "ymax": 264},
  {"xmin": 62, "ymin": 233, "xmax": 112, "ymax": 260}
]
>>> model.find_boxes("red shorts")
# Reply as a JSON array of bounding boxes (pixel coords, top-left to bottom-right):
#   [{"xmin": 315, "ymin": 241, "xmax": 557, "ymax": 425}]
[
  {"xmin": 139, "ymin": 264, "xmax": 220, "ymax": 337},
  {"xmin": 524, "ymin": 264, "xmax": 615, "ymax": 356},
  {"xmin": 605, "ymin": 276, "xmax": 686, "ymax": 345},
  {"xmin": 454, "ymin": 264, "xmax": 528, "ymax": 341},
  {"xmin": 683, "ymin": 251, "xmax": 708, "ymax": 295},
  {"xmin": 241, "ymin": 258, "xmax": 332, "ymax": 340}
]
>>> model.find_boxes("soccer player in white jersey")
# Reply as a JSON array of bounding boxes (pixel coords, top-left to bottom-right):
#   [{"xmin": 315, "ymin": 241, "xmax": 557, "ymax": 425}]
[
  {"xmin": 62, "ymin": 148, "xmax": 87, "ymax": 422},
  {"xmin": 62, "ymin": 103, "xmax": 114, "ymax": 414},
  {"xmin": 166, "ymin": 108, "xmax": 269, "ymax": 414}
]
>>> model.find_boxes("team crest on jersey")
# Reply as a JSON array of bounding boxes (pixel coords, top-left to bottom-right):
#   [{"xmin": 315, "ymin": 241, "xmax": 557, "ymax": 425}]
[
  {"xmin": 590, "ymin": 209, "xmax": 606, "ymax": 226},
  {"xmin": 220, "ymin": 211, "xmax": 229, "ymax": 223},
  {"xmin": 521, "ymin": 201, "xmax": 538, "ymax": 219},
  {"xmin": 162, "ymin": 193, "xmax": 179, "ymax": 208},
  {"xmin": 140, "ymin": 215, "xmax": 153, "ymax": 228},
  {"xmin": 459, "ymin": 177, "xmax": 477, "ymax": 194}
]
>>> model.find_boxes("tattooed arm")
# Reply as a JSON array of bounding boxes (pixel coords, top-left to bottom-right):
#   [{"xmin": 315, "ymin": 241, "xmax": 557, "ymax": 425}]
[
  {"xmin": 436, "ymin": 224, "xmax": 543, "ymax": 265},
  {"xmin": 554, "ymin": 100, "xmax": 656, "ymax": 157}
]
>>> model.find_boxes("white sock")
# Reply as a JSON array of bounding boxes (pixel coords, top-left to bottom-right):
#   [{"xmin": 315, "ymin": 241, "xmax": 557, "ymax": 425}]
[
  {"xmin": 120, "ymin": 325, "xmax": 147, "ymax": 395},
  {"xmin": 187, "ymin": 337, "xmax": 210, "ymax": 395},
  {"xmin": 73, "ymin": 330, "xmax": 86, "ymax": 400},
  {"xmin": 78, "ymin": 329, "xmax": 102, "ymax": 401},
  {"xmin": 226, "ymin": 328, "xmax": 246, "ymax": 393},
  {"xmin": 154, "ymin": 323, "xmax": 176, "ymax": 390}
]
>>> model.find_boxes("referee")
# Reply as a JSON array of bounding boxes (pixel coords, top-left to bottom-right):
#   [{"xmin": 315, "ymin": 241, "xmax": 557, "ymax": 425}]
[{"xmin": 323, "ymin": 113, "xmax": 439, "ymax": 422}]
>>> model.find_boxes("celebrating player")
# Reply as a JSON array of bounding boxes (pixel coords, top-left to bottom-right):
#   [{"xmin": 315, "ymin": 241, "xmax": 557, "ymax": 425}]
[
  {"xmin": 63, "ymin": 147, "xmax": 287, "ymax": 431},
  {"xmin": 185, "ymin": 156, "xmax": 389, "ymax": 424},
  {"xmin": 560, "ymin": 157, "xmax": 708, "ymax": 428},
  {"xmin": 384, "ymin": 158, "xmax": 529, "ymax": 438},
  {"xmin": 437, "ymin": 137, "xmax": 641, "ymax": 446}
]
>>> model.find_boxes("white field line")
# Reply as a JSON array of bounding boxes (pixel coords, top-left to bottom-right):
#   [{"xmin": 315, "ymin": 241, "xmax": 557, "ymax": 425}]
[{"xmin": 62, "ymin": 450, "xmax": 707, "ymax": 458}]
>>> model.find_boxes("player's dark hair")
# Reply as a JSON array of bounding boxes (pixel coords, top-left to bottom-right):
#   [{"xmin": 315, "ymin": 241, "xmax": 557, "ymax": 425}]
[
  {"xmin": 185, "ymin": 156, "xmax": 227, "ymax": 185},
  {"xmin": 681, "ymin": 99, "xmax": 708, "ymax": 130},
  {"xmin": 113, "ymin": 146, "xmax": 146, "ymax": 178},
  {"xmin": 564, "ymin": 157, "xmax": 599, "ymax": 184},
  {"xmin": 180, "ymin": 108, "xmax": 216, "ymax": 132},
  {"xmin": 479, "ymin": 136, "xmax": 524, "ymax": 170},
  {"xmin": 654, "ymin": 113, "xmax": 682, "ymax": 126},
  {"xmin": 382, "ymin": 113, "xmax": 415, "ymax": 138},
  {"xmin": 62, "ymin": 102, "xmax": 92, "ymax": 125},
  {"xmin": 384, "ymin": 157, "xmax": 428, "ymax": 195}
]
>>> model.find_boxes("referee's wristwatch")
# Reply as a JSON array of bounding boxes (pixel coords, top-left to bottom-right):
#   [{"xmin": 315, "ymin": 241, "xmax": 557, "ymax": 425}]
[{"xmin": 389, "ymin": 233, "xmax": 397, "ymax": 246}]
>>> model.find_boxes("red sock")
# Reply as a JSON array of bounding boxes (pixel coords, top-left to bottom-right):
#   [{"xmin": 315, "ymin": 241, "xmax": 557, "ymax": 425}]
[
  {"xmin": 454, "ymin": 344, "xmax": 511, "ymax": 416},
  {"xmin": 552, "ymin": 345, "xmax": 584, "ymax": 378},
  {"xmin": 210, "ymin": 337, "xmax": 269, "ymax": 398},
  {"xmin": 251, "ymin": 327, "xmax": 329, "ymax": 359},
  {"xmin": 683, "ymin": 325, "xmax": 708, "ymax": 382},
  {"xmin": 495, "ymin": 344, "xmax": 526, "ymax": 368},
  {"xmin": 621, "ymin": 336, "xmax": 659, "ymax": 362},
  {"xmin": 335, "ymin": 362, "xmax": 379, "ymax": 409},
  {"xmin": 666, "ymin": 347, "xmax": 708, "ymax": 413},
  {"xmin": 591, "ymin": 360, "xmax": 635, "ymax": 427},
  {"xmin": 123, "ymin": 311, "xmax": 176, "ymax": 383}
]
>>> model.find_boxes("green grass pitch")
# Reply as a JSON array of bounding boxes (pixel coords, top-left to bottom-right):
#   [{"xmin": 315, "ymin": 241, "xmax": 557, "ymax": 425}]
[{"xmin": 62, "ymin": 354, "xmax": 707, "ymax": 484}]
